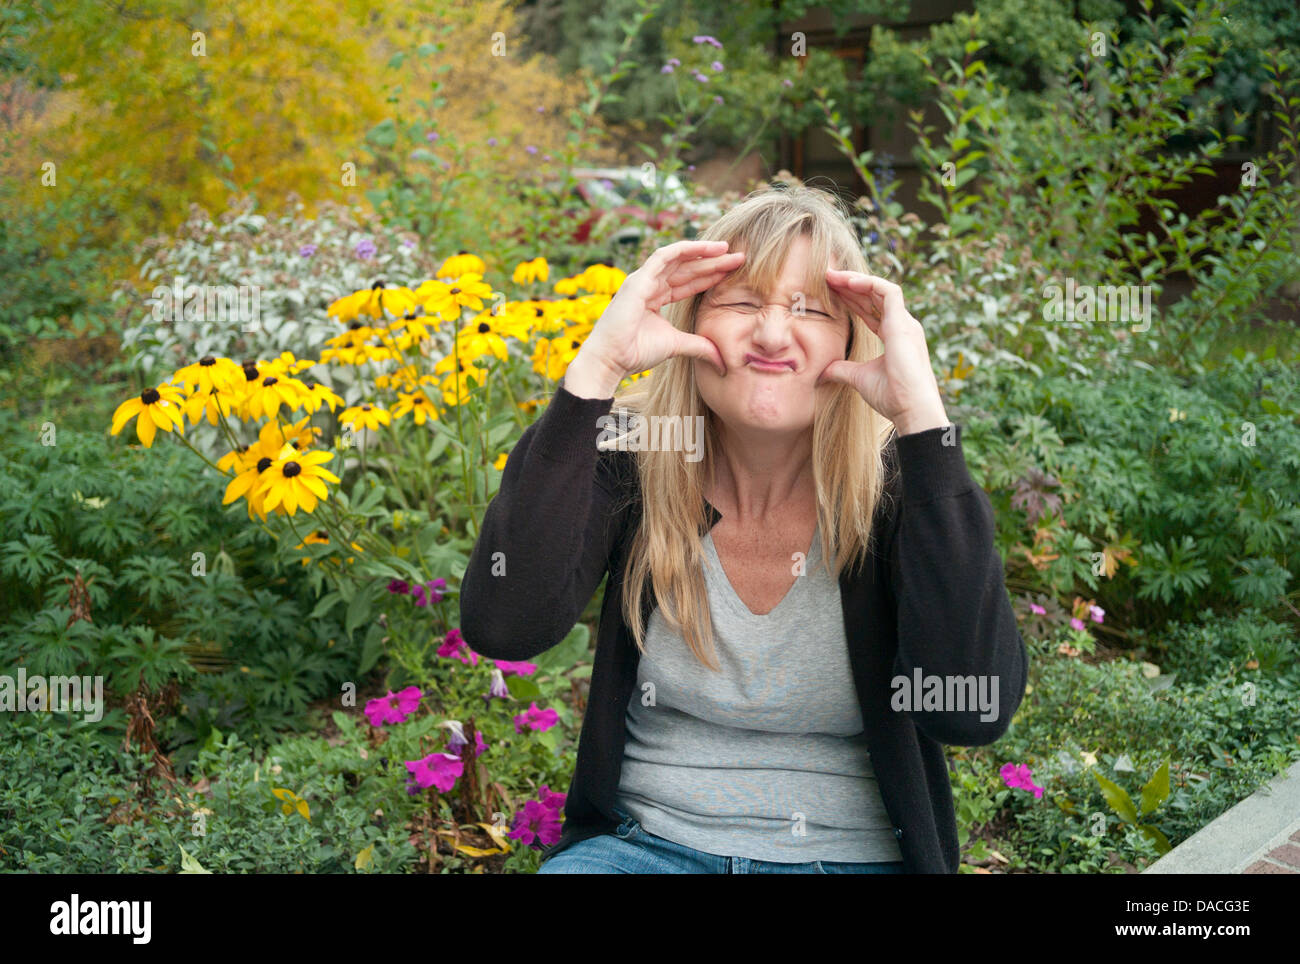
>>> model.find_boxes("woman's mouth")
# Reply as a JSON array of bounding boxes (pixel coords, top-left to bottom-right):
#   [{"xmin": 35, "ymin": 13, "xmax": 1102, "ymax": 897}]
[{"xmin": 745, "ymin": 354, "xmax": 795, "ymax": 373}]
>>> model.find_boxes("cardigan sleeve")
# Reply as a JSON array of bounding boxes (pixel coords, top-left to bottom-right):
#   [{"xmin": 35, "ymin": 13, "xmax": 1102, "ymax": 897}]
[
  {"xmin": 881, "ymin": 422, "xmax": 1028, "ymax": 746},
  {"xmin": 458, "ymin": 381, "xmax": 628, "ymax": 662}
]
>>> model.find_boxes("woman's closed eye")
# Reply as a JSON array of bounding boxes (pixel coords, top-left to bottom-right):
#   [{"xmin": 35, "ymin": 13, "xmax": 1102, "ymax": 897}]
[{"xmin": 724, "ymin": 301, "xmax": 833, "ymax": 318}]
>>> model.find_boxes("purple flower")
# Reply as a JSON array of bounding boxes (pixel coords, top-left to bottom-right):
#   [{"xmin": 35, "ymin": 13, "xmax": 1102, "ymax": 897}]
[
  {"xmin": 1000, "ymin": 762, "xmax": 1045, "ymax": 799},
  {"xmin": 487, "ymin": 136, "xmax": 497, "ymax": 147},
  {"xmin": 412, "ymin": 577, "xmax": 447, "ymax": 607},
  {"xmin": 525, "ymin": 144, "xmax": 538, "ymax": 155},
  {"xmin": 1089, "ymin": 604, "xmax": 1105, "ymax": 624},
  {"xmin": 513, "ymin": 701, "xmax": 560, "ymax": 735},
  {"xmin": 495, "ymin": 659, "xmax": 538, "ymax": 676},
  {"xmin": 692, "ymin": 71, "xmax": 709, "ymax": 83},
  {"xmin": 387, "ymin": 579, "xmax": 410, "ymax": 595},
  {"xmin": 692, "ymin": 35, "xmax": 722, "ymax": 48},
  {"xmin": 364, "ymin": 685, "xmax": 422, "ymax": 726},
  {"xmin": 445, "ymin": 722, "xmax": 489, "ymax": 758},
  {"xmin": 1070, "ymin": 617, "xmax": 1085, "ymax": 631},
  {"xmin": 1030, "ymin": 602, "xmax": 1046, "ymax": 615},
  {"xmin": 661, "ymin": 63, "xmax": 675, "ymax": 74},
  {"xmin": 355, "ymin": 238, "xmax": 377, "ymax": 260},
  {"xmin": 488, "ymin": 668, "xmax": 510, "ymax": 700},
  {"xmin": 782, "ymin": 78, "xmax": 793, "ymax": 88},
  {"xmin": 666, "ymin": 57, "xmax": 680, "ymax": 67},
  {"xmin": 405, "ymin": 752, "xmax": 463, "ymax": 792},
  {"xmin": 711, "ymin": 60, "xmax": 724, "ymax": 72},
  {"xmin": 713, "ymin": 95, "xmax": 723, "ymax": 105},
  {"xmin": 509, "ymin": 799, "xmax": 563, "ymax": 848},
  {"xmin": 426, "ymin": 130, "xmax": 439, "ymax": 142},
  {"xmin": 437, "ymin": 627, "xmax": 478, "ymax": 667},
  {"xmin": 298, "ymin": 243, "xmax": 318, "ymax": 257}
]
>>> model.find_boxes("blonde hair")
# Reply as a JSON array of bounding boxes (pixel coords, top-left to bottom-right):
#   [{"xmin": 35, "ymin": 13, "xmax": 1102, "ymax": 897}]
[{"xmin": 605, "ymin": 183, "xmax": 897, "ymax": 670}]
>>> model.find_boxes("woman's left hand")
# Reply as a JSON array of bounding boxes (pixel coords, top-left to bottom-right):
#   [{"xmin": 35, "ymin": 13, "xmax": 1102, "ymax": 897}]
[{"xmin": 816, "ymin": 269, "xmax": 950, "ymax": 436}]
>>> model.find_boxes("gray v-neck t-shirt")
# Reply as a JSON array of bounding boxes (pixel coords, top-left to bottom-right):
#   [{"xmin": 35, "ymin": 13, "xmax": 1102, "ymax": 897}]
[{"xmin": 614, "ymin": 520, "xmax": 904, "ymax": 863}]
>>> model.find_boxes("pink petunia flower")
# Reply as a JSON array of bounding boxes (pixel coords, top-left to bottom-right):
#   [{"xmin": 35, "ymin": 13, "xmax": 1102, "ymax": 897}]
[
  {"xmin": 1070, "ymin": 617, "xmax": 1085, "ymax": 631},
  {"xmin": 437, "ymin": 627, "xmax": 479, "ymax": 667},
  {"xmin": 509, "ymin": 798, "xmax": 563, "ymax": 848},
  {"xmin": 405, "ymin": 752, "xmax": 464, "ymax": 792},
  {"xmin": 494, "ymin": 659, "xmax": 538, "ymax": 677},
  {"xmin": 364, "ymin": 685, "xmax": 422, "ymax": 726},
  {"xmin": 1030, "ymin": 603, "xmax": 1046, "ymax": 615},
  {"xmin": 513, "ymin": 701, "xmax": 560, "ymax": 735},
  {"xmin": 1000, "ymin": 762, "xmax": 1045, "ymax": 799},
  {"xmin": 1089, "ymin": 604, "xmax": 1105, "ymax": 624}
]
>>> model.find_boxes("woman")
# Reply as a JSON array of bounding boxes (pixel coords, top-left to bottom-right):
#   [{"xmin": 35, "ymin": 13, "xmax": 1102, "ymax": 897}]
[{"xmin": 459, "ymin": 184, "xmax": 1027, "ymax": 874}]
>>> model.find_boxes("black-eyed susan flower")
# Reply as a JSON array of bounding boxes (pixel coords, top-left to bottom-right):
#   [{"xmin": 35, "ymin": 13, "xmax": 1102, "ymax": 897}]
[
  {"xmin": 174, "ymin": 355, "xmax": 244, "ymax": 395},
  {"xmin": 493, "ymin": 452, "xmax": 508, "ymax": 470},
  {"xmin": 264, "ymin": 351, "xmax": 315, "ymax": 379},
  {"xmin": 340, "ymin": 403, "xmax": 392, "ymax": 433},
  {"xmin": 512, "ymin": 257, "xmax": 549, "ymax": 285},
  {"xmin": 254, "ymin": 444, "xmax": 341, "ymax": 515},
  {"xmin": 531, "ymin": 330, "xmax": 587, "ymax": 380},
  {"xmin": 222, "ymin": 453, "xmax": 277, "ymax": 521},
  {"xmin": 438, "ymin": 361, "xmax": 487, "ymax": 407},
  {"xmin": 423, "ymin": 273, "xmax": 494, "ymax": 318},
  {"xmin": 327, "ymin": 283, "xmax": 387, "ymax": 324},
  {"xmin": 184, "ymin": 385, "xmax": 239, "ymax": 427},
  {"xmin": 244, "ymin": 373, "xmax": 309, "ymax": 420},
  {"xmin": 455, "ymin": 315, "xmax": 510, "ymax": 363},
  {"xmin": 110, "ymin": 382, "xmax": 186, "ymax": 447},
  {"xmin": 436, "ymin": 251, "xmax": 486, "ymax": 279},
  {"xmin": 392, "ymin": 390, "xmax": 440, "ymax": 425},
  {"xmin": 299, "ymin": 379, "xmax": 345, "ymax": 415}
]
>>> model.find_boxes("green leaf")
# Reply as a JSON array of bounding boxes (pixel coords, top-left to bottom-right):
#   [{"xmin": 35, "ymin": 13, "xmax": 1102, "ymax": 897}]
[
  {"xmin": 179, "ymin": 845, "xmax": 212, "ymax": 874},
  {"xmin": 358, "ymin": 624, "xmax": 385, "ymax": 675},
  {"xmin": 309, "ymin": 590, "xmax": 342, "ymax": 621},
  {"xmin": 1093, "ymin": 771, "xmax": 1138, "ymax": 823},
  {"xmin": 1138, "ymin": 761, "xmax": 1170, "ymax": 816},
  {"xmin": 345, "ymin": 587, "xmax": 373, "ymax": 636},
  {"xmin": 505, "ymin": 674, "xmax": 542, "ymax": 702}
]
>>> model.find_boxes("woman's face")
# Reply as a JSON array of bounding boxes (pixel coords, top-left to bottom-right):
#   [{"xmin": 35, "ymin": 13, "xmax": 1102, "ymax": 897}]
[{"xmin": 693, "ymin": 233, "xmax": 851, "ymax": 436}]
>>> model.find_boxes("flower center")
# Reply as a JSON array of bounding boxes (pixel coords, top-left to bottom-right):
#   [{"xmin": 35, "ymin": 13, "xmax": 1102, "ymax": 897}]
[
  {"xmin": 256, "ymin": 457, "xmax": 273, "ymax": 473},
  {"xmin": 141, "ymin": 388, "xmax": 160, "ymax": 405},
  {"xmin": 242, "ymin": 363, "xmax": 259, "ymax": 381},
  {"xmin": 477, "ymin": 322, "xmax": 491, "ymax": 333},
  {"xmin": 200, "ymin": 355, "xmax": 215, "ymax": 366},
  {"xmin": 262, "ymin": 376, "xmax": 278, "ymax": 386},
  {"xmin": 283, "ymin": 461, "xmax": 301, "ymax": 478}
]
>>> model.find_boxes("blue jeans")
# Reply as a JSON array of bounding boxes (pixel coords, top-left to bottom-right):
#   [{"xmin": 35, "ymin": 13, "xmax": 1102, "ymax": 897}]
[{"xmin": 538, "ymin": 806, "xmax": 907, "ymax": 874}]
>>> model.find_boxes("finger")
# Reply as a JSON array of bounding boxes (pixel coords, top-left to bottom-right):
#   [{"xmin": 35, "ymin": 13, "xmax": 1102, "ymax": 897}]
[
  {"xmin": 664, "ymin": 258, "xmax": 745, "ymax": 304},
  {"xmin": 649, "ymin": 239, "xmax": 731, "ymax": 271},
  {"xmin": 825, "ymin": 274, "xmax": 884, "ymax": 336},
  {"xmin": 665, "ymin": 250, "xmax": 745, "ymax": 287},
  {"xmin": 672, "ymin": 331, "xmax": 727, "ymax": 377},
  {"xmin": 827, "ymin": 269, "xmax": 905, "ymax": 318}
]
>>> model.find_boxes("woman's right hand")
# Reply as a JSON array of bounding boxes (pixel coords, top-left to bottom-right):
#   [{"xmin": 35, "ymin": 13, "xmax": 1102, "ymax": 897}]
[{"xmin": 565, "ymin": 240, "xmax": 744, "ymax": 398}]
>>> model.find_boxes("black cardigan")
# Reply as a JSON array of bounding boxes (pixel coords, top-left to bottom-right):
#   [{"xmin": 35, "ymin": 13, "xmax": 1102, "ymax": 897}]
[{"xmin": 458, "ymin": 381, "xmax": 1028, "ymax": 873}]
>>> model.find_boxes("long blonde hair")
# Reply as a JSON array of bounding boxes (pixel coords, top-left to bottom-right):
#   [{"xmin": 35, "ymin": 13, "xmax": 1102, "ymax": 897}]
[{"xmin": 606, "ymin": 183, "xmax": 896, "ymax": 670}]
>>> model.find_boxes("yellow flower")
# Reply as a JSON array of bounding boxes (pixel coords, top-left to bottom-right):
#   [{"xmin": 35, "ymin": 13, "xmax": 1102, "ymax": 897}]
[
  {"xmin": 271, "ymin": 788, "xmax": 311, "ymax": 822},
  {"xmin": 512, "ymin": 257, "xmax": 549, "ymax": 285},
  {"xmin": 1168, "ymin": 408, "xmax": 1187, "ymax": 422},
  {"xmin": 264, "ymin": 351, "xmax": 315, "ymax": 378},
  {"xmin": 222, "ymin": 452, "xmax": 276, "ymax": 521},
  {"xmin": 173, "ymin": 355, "xmax": 244, "ymax": 396},
  {"xmin": 585, "ymin": 263, "xmax": 629, "ymax": 294},
  {"xmin": 340, "ymin": 403, "xmax": 392, "ymax": 433},
  {"xmin": 110, "ymin": 382, "xmax": 186, "ymax": 447},
  {"xmin": 254, "ymin": 444, "xmax": 342, "ymax": 516},
  {"xmin": 455, "ymin": 314, "xmax": 510, "ymax": 363},
  {"xmin": 300, "ymin": 379, "xmax": 346, "ymax": 414},
  {"xmin": 437, "ymin": 251, "xmax": 487, "ymax": 279},
  {"xmin": 436, "ymin": 359, "xmax": 487, "ymax": 407},
  {"xmin": 531, "ymin": 331, "xmax": 586, "ymax": 380},
  {"xmin": 423, "ymin": 273, "xmax": 495, "ymax": 318},
  {"xmin": 327, "ymin": 284, "xmax": 386, "ymax": 324},
  {"xmin": 243, "ymin": 374, "xmax": 309, "ymax": 420},
  {"xmin": 493, "ymin": 452, "xmax": 508, "ymax": 470},
  {"xmin": 392, "ymin": 390, "xmax": 440, "ymax": 425},
  {"xmin": 183, "ymin": 385, "xmax": 239, "ymax": 427}
]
